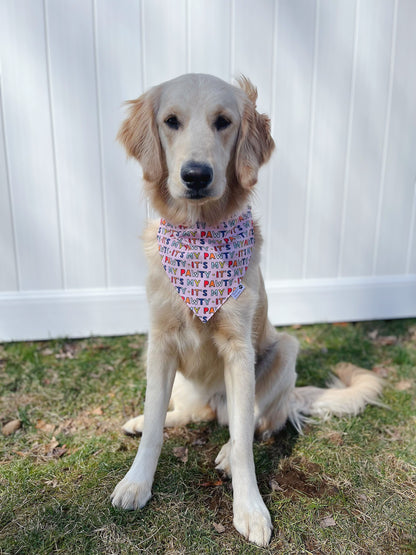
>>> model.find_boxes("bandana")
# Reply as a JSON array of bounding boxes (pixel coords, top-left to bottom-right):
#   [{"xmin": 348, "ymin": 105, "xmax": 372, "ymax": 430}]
[{"xmin": 157, "ymin": 208, "xmax": 255, "ymax": 322}]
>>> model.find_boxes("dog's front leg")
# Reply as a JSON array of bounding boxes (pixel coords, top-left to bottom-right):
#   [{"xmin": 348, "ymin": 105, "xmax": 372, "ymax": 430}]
[
  {"xmin": 111, "ymin": 338, "xmax": 176, "ymax": 510},
  {"xmin": 220, "ymin": 337, "xmax": 272, "ymax": 547}
]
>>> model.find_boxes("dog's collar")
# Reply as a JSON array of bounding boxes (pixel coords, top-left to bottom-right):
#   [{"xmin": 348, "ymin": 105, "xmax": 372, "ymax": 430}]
[{"xmin": 157, "ymin": 208, "xmax": 255, "ymax": 322}]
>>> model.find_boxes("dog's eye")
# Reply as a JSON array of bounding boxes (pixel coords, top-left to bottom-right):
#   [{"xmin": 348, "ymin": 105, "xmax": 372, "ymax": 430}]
[
  {"xmin": 164, "ymin": 115, "xmax": 180, "ymax": 130},
  {"xmin": 214, "ymin": 115, "xmax": 231, "ymax": 131}
]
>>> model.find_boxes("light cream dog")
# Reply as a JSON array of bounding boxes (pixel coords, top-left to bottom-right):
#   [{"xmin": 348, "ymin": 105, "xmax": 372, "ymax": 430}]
[{"xmin": 111, "ymin": 74, "xmax": 383, "ymax": 547}]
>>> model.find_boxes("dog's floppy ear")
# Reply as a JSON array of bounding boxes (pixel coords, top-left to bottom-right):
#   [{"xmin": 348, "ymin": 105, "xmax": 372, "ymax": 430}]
[
  {"xmin": 235, "ymin": 76, "xmax": 275, "ymax": 189},
  {"xmin": 117, "ymin": 86, "xmax": 164, "ymax": 183}
]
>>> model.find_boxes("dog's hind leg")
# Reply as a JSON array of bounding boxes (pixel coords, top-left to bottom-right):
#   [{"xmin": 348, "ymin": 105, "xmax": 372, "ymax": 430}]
[
  {"xmin": 254, "ymin": 331, "xmax": 383, "ymax": 433},
  {"xmin": 254, "ymin": 330, "xmax": 299, "ymax": 438},
  {"xmin": 122, "ymin": 372, "xmax": 215, "ymax": 434},
  {"xmin": 215, "ymin": 330, "xmax": 299, "ymax": 477}
]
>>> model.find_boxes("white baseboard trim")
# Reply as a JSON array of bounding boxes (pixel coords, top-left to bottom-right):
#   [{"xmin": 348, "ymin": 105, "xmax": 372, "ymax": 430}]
[
  {"xmin": 266, "ymin": 275, "xmax": 416, "ymax": 326},
  {"xmin": 0, "ymin": 275, "xmax": 415, "ymax": 341},
  {"xmin": 0, "ymin": 287, "xmax": 149, "ymax": 342}
]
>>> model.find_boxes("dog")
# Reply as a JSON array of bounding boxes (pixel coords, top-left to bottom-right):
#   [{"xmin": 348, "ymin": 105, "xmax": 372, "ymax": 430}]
[{"xmin": 110, "ymin": 74, "xmax": 383, "ymax": 547}]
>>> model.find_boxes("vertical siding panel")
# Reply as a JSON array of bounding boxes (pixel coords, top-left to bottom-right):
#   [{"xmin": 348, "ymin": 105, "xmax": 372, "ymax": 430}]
[
  {"xmin": 185, "ymin": 0, "xmax": 191, "ymax": 73},
  {"xmin": 233, "ymin": 0, "xmax": 274, "ymax": 112},
  {"xmin": 140, "ymin": 0, "xmax": 153, "ymax": 221},
  {"xmin": 45, "ymin": 0, "xmax": 106, "ymax": 289},
  {"xmin": 140, "ymin": 0, "xmax": 147, "ymax": 90},
  {"xmin": 269, "ymin": 0, "xmax": 317, "ymax": 279},
  {"xmin": 229, "ymin": 0, "xmax": 236, "ymax": 77},
  {"xmin": 336, "ymin": 1, "xmax": 359, "ymax": 278},
  {"xmin": 142, "ymin": 0, "xmax": 187, "ymax": 87},
  {"xmin": 0, "ymin": 76, "xmax": 18, "ymax": 291},
  {"xmin": 94, "ymin": 0, "xmax": 147, "ymax": 288},
  {"xmin": 233, "ymin": 0, "xmax": 275, "ymax": 278},
  {"xmin": 0, "ymin": 0, "xmax": 62, "ymax": 291},
  {"xmin": 187, "ymin": 0, "xmax": 231, "ymax": 79},
  {"xmin": 375, "ymin": 0, "xmax": 416, "ymax": 275},
  {"xmin": 264, "ymin": 0, "xmax": 278, "ymax": 279},
  {"xmin": 304, "ymin": 0, "xmax": 357, "ymax": 278},
  {"xmin": 338, "ymin": 0, "xmax": 395, "ymax": 277},
  {"xmin": 407, "ymin": 180, "xmax": 416, "ymax": 273},
  {"xmin": 92, "ymin": 1, "xmax": 109, "ymax": 288},
  {"xmin": 302, "ymin": 0, "xmax": 320, "ymax": 279}
]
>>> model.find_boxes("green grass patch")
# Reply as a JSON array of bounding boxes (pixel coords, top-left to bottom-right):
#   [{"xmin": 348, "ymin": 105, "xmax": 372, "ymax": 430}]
[{"xmin": 1, "ymin": 320, "xmax": 415, "ymax": 554}]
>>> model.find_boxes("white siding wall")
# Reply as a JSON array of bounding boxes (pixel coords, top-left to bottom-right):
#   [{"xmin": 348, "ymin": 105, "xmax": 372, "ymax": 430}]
[{"xmin": 0, "ymin": 0, "xmax": 415, "ymax": 341}]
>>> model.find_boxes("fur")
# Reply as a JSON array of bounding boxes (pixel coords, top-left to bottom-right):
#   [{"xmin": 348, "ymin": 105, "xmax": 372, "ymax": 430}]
[{"xmin": 111, "ymin": 74, "xmax": 383, "ymax": 547}]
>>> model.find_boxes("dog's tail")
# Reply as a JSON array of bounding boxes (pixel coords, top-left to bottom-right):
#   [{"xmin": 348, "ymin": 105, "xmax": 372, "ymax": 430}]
[{"xmin": 288, "ymin": 363, "xmax": 385, "ymax": 432}]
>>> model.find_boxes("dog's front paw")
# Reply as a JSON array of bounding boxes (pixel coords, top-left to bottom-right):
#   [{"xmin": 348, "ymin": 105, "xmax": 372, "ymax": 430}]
[
  {"xmin": 122, "ymin": 415, "xmax": 145, "ymax": 435},
  {"xmin": 233, "ymin": 497, "xmax": 273, "ymax": 547},
  {"xmin": 111, "ymin": 477, "xmax": 152, "ymax": 510}
]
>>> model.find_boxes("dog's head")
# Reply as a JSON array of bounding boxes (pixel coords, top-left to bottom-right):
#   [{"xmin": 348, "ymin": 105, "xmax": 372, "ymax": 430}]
[{"xmin": 118, "ymin": 74, "xmax": 275, "ymax": 224}]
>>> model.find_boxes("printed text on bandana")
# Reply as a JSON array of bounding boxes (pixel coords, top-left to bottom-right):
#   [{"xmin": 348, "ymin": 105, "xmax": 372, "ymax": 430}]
[{"xmin": 157, "ymin": 209, "xmax": 255, "ymax": 322}]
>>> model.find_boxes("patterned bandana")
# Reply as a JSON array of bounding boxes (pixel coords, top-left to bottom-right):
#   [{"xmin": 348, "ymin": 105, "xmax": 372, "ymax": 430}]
[{"xmin": 157, "ymin": 208, "xmax": 255, "ymax": 322}]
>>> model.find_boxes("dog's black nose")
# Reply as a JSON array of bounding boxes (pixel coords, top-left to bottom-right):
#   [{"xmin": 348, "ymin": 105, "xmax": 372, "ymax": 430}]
[{"xmin": 181, "ymin": 161, "xmax": 213, "ymax": 191}]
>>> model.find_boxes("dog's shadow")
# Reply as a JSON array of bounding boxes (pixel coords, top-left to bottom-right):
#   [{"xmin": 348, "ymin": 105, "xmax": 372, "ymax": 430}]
[
  {"xmin": 177, "ymin": 420, "xmax": 299, "ymax": 492},
  {"xmin": 253, "ymin": 425, "xmax": 299, "ymax": 490},
  {"xmin": 160, "ymin": 421, "xmax": 300, "ymax": 525},
  {"xmin": 163, "ymin": 419, "xmax": 298, "ymax": 480}
]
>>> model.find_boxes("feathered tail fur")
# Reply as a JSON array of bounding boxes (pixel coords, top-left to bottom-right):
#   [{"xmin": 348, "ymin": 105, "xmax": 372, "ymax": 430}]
[{"xmin": 288, "ymin": 362, "xmax": 385, "ymax": 432}]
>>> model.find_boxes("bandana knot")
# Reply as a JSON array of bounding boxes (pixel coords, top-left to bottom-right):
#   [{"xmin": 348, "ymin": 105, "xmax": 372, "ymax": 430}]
[{"xmin": 157, "ymin": 208, "xmax": 255, "ymax": 322}]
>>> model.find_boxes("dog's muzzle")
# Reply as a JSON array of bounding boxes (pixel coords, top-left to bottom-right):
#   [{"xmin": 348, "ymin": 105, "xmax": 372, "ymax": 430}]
[{"xmin": 181, "ymin": 161, "xmax": 213, "ymax": 198}]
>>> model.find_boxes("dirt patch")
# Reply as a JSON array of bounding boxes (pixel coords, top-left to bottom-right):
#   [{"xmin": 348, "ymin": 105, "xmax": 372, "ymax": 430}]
[
  {"xmin": 270, "ymin": 458, "xmax": 339, "ymax": 499},
  {"xmin": 303, "ymin": 537, "xmax": 326, "ymax": 554},
  {"xmin": 202, "ymin": 483, "xmax": 234, "ymax": 537},
  {"xmin": 205, "ymin": 483, "xmax": 231, "ymax": 511}
]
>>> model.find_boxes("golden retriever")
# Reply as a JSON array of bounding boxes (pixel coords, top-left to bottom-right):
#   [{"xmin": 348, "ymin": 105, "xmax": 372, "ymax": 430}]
[{"xmin": 111, "ymin": 74, "xmax": 383, "ymax": 546}]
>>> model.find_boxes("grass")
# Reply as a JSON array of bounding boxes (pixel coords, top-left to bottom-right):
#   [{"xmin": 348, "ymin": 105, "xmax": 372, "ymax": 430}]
[{"xmin": 1, "ymin": 320, "xmax": 415, "ymax": 554}]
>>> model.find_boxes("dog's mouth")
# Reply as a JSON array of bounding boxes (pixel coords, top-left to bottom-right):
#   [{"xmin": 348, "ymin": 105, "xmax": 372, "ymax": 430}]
[{"xmin": 184, "ymin": 190, "xmax": 212, "ymax": 201}]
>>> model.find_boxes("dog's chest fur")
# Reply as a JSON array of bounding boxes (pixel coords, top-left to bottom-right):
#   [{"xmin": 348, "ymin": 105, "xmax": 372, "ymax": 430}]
[{"xmin": 143, "ymin": 219, "xmax": 262, "ymax": 388}]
